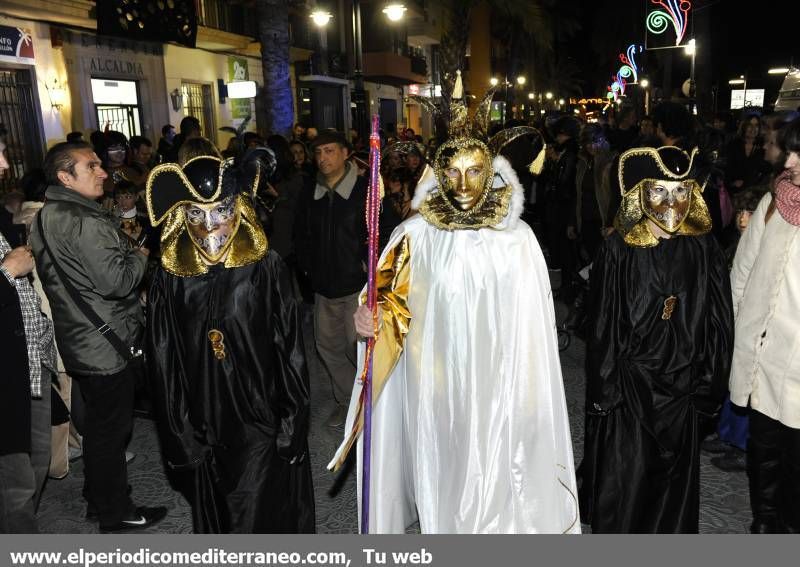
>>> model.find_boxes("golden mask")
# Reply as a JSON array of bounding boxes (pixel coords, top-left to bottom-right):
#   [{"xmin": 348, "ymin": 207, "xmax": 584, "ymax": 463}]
[
  {"xmin": 641, "ymin": 179, "xmax": 693, "ymax": 233},
  {"xmin": 434, "ymin": 139, "xmax": 493, "ymax": 213}
]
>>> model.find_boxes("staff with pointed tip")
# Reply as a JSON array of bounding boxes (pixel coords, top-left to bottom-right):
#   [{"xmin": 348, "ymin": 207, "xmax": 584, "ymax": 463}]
[{"xmin": 360, "ymin": 114, "xmax": 382, "ymax": 533}]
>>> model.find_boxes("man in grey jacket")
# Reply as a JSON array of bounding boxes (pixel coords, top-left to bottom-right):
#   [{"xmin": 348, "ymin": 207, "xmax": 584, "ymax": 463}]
[{"xmin": 30, "ymin": 141, "xmax": 166, "ymax": 532}]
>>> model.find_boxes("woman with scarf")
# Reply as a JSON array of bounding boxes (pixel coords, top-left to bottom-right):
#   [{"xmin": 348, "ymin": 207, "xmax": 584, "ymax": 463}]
[{"xmin": 729, "ymin": 117, "xmax": 800, "ymax": 533}]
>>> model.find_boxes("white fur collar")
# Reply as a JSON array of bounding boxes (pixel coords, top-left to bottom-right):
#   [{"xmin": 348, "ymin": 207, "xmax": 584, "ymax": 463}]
[{"xmin": 410, "ymin": 155, "xmax": 525, "ymax": 229}]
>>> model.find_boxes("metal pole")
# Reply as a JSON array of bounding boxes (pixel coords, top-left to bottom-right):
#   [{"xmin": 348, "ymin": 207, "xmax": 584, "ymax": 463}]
[
  {"xmin": 743, "ymin": 76, "xmax": 748, "ymax": 109},
  {"xmin": 352, "ymin": 0, "xmax": 368, "ymax": 142},
  {"xmin": 645, "ymin": 88, "xmax": 650, "ymax": 116},
  {"xmin": 689, "ymin": 48, "xmax": 696, "ymax": 115}
]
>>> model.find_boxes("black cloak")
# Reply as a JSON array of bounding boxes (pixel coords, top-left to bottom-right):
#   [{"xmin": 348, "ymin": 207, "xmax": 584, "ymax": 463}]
[
  {"xmin": 577, "ymin": 232, "xmax": 733, "ymax": 533},
  {"xmin": 147, "ymin": 251, "xmax": 315, "ymax": 533}
]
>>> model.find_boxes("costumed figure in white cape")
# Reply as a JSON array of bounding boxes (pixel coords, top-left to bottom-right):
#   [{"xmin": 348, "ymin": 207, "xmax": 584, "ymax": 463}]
[{"xmin": 329, "ymin": 73, "xmax": 580, "ymax": 534}]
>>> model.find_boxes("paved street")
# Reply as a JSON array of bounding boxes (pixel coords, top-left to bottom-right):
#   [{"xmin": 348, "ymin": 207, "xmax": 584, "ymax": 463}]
[{"xmin": 38, "ymin": 302, "xmax": 751, "ymax": 534}]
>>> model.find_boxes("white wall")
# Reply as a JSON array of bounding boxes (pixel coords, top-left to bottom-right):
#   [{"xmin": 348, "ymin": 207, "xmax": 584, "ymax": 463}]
[
  {"xmin": 0, "ymin": 15, "xmax": 70, "ymax": 148},
  {"xmin": 163, "ymin": 44, "xmax": 261, "ymax": 148}
]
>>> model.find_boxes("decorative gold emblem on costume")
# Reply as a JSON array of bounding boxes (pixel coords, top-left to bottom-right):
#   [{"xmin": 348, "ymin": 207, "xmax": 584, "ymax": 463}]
[
  {"xmin": 662, "ymin": 295, "xmax": 677, "ymax": 320},
  {"xmin": 208, "ymin": 329, "xmax": 226, "ymax": 360}
]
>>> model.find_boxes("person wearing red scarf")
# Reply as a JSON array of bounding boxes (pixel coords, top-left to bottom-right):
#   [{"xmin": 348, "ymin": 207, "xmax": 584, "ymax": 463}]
[{"xmin": 729, "ymin": 117, "xmax": 800, "ymax": 533}]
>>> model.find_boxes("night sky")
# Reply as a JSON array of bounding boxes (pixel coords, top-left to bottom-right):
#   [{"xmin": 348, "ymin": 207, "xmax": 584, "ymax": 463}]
[{"xmin": 568, "ymin": 0, "xmax": 797, "ymax": 109}]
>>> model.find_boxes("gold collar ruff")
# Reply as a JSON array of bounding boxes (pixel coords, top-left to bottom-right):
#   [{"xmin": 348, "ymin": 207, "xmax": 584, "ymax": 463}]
[{"xmin": 419, "ymin": 183, "xmax": 514, "ymax": 230}]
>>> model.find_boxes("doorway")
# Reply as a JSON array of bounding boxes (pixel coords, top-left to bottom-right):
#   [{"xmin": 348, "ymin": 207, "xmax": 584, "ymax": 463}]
[
  {"xmin": 0, "ymin": 68, "xmax": 44, "ymax": 192},
  {"xmin": 91, "ymin": 78, "xmax": 142, "ymax": 139}
]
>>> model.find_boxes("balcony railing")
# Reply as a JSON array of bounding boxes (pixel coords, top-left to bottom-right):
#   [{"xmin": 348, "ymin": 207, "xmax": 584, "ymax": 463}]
[{"xmin": 196, "ymin": 0, "xmax": 256, "ymax": 38}]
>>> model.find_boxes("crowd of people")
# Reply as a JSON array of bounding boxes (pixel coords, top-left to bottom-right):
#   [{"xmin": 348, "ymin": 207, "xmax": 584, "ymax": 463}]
[{"xmin": 1, "ymin": 92, "xmax": 800, "ymax": 534}]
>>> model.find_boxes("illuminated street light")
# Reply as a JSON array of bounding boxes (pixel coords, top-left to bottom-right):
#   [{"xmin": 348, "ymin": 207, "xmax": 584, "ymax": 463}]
[
  {"xmin": 490, "ymin": 77, "xmax": 499, "ymax": 86},
  {"xmin": 516, "ymin": 76, "xmax": 526, "ymax": 86},
  {"xmin": 545, "ymin": 92, "xmax": 553, "ymax": 100},
  {"xmin": 382, "ymin": 3, "xmax": 407, "ymax": 21},
  {"xmin": 310, "ymin": 9, "xmax": 332, "ymax": 27},
  {"xmin": 768, "ymin": 67, "xmax": 791, "ymax": 75},
  {"xmin": 683, "ymin": 38, "xmax": 696, "ymax": 56},
  {"xmin": 527, "ymin": 92, "xmax": 535, "ymax": 100},
  {"xmin": 558, "ymin": 98, "xmax": 565, "ymax": 106},
  {"xmin": 728, "ymin": 76, "xmax": 745, "ymax": 85},
  {"xmin": 640, "ymin": 78, "xmax": 650, "ymax": 88}
]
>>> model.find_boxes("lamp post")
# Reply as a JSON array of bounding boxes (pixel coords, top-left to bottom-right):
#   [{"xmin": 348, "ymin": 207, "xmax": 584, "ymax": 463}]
[
  {"xmin": 729, "ymin": 75, "xmax": 747, "ymax": 109},
  {"xmin": 684, "ymin": 38, "xmax": 696, "ymax": 114},
  {"xmin": 350, "ymin": 3, "xmax": 407, "ymax": 141},
  {"xmin": 310, "ymin": 8, "xmax": 332, "ymax": 76},
  {"xmin": 640, "ymin": 78, "xmax": 650, "ymax": 115}
]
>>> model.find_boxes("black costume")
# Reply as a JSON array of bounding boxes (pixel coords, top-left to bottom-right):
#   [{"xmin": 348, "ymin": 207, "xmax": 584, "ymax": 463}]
[
  {"xmin": 578, "ymin": 146, "xmax": 734, "ymax": 533},
  {"xmin": 146, "ymin": 150, "xmax": 315, "ymax": 533}
]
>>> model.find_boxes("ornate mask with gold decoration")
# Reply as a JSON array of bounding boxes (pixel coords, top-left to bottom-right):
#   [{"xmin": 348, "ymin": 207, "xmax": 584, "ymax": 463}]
[
  {"xmin": 408, "ymin": 70, "xmax": 547, "ymax": 230},
  {"xmin": 614, "ymin": 146, "xmax": 711, "ymax": 247},
  {"xmin": 146, "ymin": 147, "xmax": 276, "ymax": 276}
]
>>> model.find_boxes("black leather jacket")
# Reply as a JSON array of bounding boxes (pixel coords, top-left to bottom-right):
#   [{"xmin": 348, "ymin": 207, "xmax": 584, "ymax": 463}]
[{"xmin": 294, "ymin": 165, "xmax": 368, "ymax": 299}]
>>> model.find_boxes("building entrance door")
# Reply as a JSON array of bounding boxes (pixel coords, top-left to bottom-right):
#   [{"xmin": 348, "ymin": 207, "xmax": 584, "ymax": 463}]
[
  {"xmin": 0, "ymin": 67, "xmax": 43, "ymax": 192},
  {"xmin": 91, "ymin": 78, "xmax": 142, "ymax": 139}
]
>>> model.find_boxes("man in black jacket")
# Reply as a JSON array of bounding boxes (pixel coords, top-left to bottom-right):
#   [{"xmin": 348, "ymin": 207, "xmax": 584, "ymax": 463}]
[
  {"xmin": 30, "ymin": 142, "xmax": 166, "ymax": 532},
  {"xmin": 295, "ymin": 131, "xmax": 367, "ymax": 427}
]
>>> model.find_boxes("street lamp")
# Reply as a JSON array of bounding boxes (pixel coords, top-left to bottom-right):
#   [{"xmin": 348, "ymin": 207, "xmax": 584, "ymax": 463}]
[
  {"xmin": 382, "ymin": 3, "xmax": 407, "ymax": 22},
  {"xmin": 528, "ymin": 92, "xmax": 535, "ymax": 100},
  {"xmin": 516, "ymin": 76, "xmax": 526, "ymax": 86},
  {"xmin": 310, "ymin": 10, "xmax": 332, "ymax": 27},
  {"xmin": 729, "ymin": 75, "xmax": 748, "ymax": 109},
  {"xmin": 545, "ymin": 92, "xmax": 553, "ymax": 100},
  {"xmin": 640, "ymin": 78, "xmax": 650, "ymax": 115},
  {"xmin": 490, "ymin": 77, "xmax": 499, "ymax": 87},
  {"xmin": 768, "ymin": 67, "xmax": 791, "ymax": 75},
  {"xmin": 558, "ymin": 98, "xmax": 565, "ymax": 106},
  {"xmin": 684, "ymin": 38, "xmax": 697, "ymax": 114}
]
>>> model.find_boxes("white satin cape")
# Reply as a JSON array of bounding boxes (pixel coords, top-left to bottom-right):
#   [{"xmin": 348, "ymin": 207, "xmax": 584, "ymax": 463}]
[{"xmin": 329, "ymin": 156, "xmax": 580, "ymax": 534}]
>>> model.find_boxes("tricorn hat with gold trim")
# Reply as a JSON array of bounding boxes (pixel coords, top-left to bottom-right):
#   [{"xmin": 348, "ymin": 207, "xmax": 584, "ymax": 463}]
[
  {"xmin": 147, "ymin": 147, "xmax": 276, "ymax": 226},
  {"xmin": 145, "ymin": 147, "xmax": 276, "ymax": 277}
]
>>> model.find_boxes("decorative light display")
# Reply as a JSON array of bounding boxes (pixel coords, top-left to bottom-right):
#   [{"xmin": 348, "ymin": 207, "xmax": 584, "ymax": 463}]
[
  {"xmin": 646, "ymin": 0, "xmax": 691, "ymax": 46},
  {"xmin": 618, "ymin": 44, "xmax": 642, "ymax": 84}
]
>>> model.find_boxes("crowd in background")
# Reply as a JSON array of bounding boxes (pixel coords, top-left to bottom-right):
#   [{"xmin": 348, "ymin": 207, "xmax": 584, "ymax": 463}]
[{"xmin": 2, "ymin": 98, "xmax": 800, "ymax": 533}]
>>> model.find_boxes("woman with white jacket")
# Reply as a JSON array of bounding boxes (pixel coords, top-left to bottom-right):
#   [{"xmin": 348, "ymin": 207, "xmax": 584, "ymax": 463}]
[{"xmin": 729, "ymin": 117, "xmax": 800, "ymax": 533}]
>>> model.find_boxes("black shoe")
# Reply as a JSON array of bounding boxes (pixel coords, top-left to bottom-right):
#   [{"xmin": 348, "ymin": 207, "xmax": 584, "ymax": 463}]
[
  {"xmin": 711, "ymin": 450, "xmax": 746, "ymax": 472},
  {"xmin": 86, "ymin": 485, "xmax": 134, "ymax": 520},
  {"xmin": 99, "ymin": 506, "xmax": 167, "ymax": 533},
  {"xmin": 751, "ymin": 518, "xmax": 780, "ymax": 534},
  {"xmin": 701, "ymin": 436, "xmax": 730, "ymax": 454}
]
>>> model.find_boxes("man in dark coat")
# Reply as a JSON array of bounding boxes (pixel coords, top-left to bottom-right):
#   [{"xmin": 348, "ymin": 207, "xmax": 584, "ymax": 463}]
[
  {"xmin": 578, "ymin": 146, "xmax": 734, "ymax": 533},
  {"xmin": 146, "ymin": 147, "xmax": 315, "ymax": 533}
]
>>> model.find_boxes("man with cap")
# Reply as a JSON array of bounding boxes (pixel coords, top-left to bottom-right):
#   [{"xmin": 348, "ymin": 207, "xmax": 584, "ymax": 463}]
[
  {"xmin": 145, "ymin": 148, "xmax": 315, "ymax": 533},
  {"xmin": 294, "ymin": 131, "xmax": 368, "ymax": 427},
  {"xmin": 578, "ymin": 146, "xmax": 734, "ymax": 533}
]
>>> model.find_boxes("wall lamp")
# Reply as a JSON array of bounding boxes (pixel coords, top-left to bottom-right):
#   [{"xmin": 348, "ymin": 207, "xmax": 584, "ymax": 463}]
[{"xmin": 45, "ymin": 78, "xmax": 67, "ymax": 110}]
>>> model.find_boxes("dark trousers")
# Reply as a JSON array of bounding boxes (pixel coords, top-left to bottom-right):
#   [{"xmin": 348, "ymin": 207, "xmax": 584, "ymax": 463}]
[
  {"xmin": 747, "ymin": 409, "xmax": 800, "ymax": 533},
  {"xmin": 73, "ymin": 362, "xmax": 137, "ymax": 525},
  {"xmin": 0, "ymin": 368, "xmax": 52, "ymax": 533}
]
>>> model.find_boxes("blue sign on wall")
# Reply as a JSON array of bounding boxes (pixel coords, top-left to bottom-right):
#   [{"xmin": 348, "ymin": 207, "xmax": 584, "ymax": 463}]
[{"xmin": 0, "ymin": 25, "xmax": 35, "ymax": 64}]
